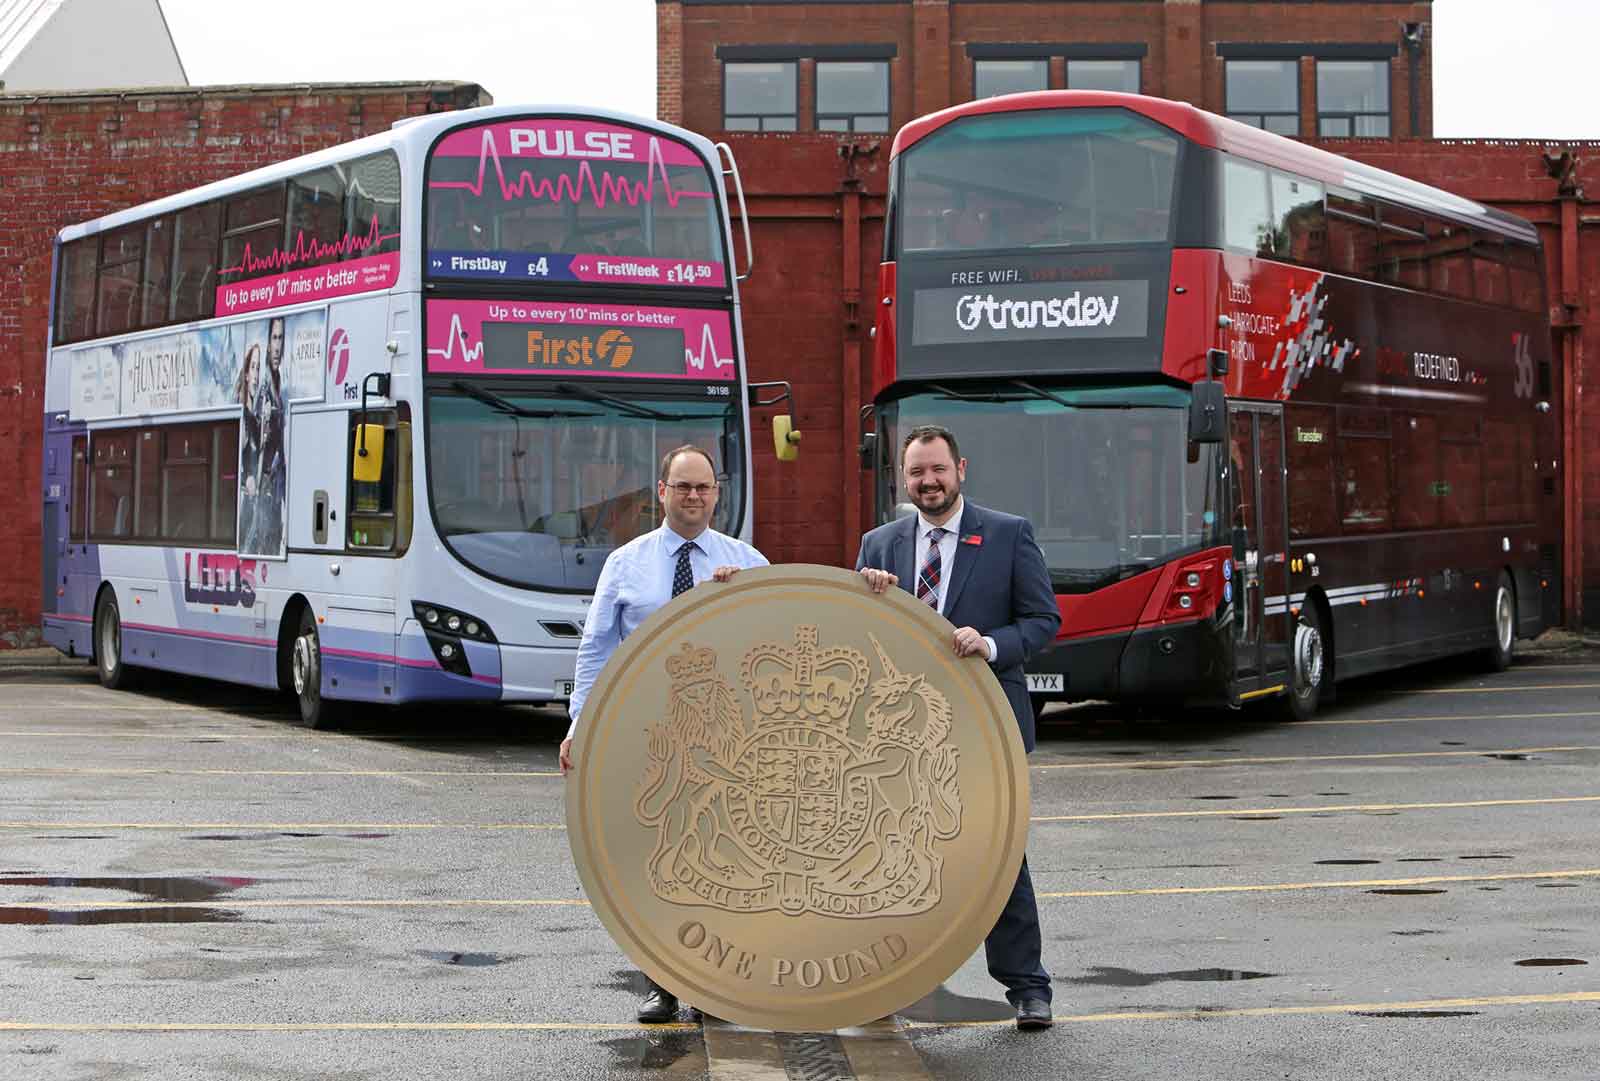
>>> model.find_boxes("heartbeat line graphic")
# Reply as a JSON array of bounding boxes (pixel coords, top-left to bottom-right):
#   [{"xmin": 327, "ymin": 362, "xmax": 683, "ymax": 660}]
[
  {"xmin": 220, "ymin": 214, "xmax": 399, "ymax": 278},
  {"xmin": 427, "ymin": 313, "xmax": 485, "ymax": 364},
  {"xmin": 429, "ymin": 132, "xmax": 714, "ymax": 209},
  {"xmin": 685, "ymin": 324, "xmax": 733, "ymax": 371}
]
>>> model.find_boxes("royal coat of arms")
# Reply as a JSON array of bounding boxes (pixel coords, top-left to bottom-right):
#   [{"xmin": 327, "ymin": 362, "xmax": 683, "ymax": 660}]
[{"xmin": 635, "ymin": 626, "xmax": 964, "ymax": 919}]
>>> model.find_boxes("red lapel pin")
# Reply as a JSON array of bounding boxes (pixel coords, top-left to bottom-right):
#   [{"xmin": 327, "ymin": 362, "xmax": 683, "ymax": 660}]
[{"xmin": 961, "ymin": 534, "xmax": 982, "ymax": 546}]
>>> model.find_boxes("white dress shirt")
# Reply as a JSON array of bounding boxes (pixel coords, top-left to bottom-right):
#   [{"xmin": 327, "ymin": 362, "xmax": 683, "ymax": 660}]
[
  {"xmin": 566, "ymin": 524, "xmax": 767, "ymax": 739},
  {"xmin": 914, "ymin": 497, "xmax": 998, "ymax": 662}
]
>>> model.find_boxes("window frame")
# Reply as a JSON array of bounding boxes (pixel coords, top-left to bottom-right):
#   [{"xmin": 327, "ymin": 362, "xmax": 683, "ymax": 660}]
[
  {"xmin": 1224, "ymin": 59, "xmax": 1300, "ymax": 136},
  {"xmin": 814, "ymin": 59, "xmax": 891, "ymax": 133},
  {"xmin": 722, "ymin": 60, "xmax": 800, "ymax": 132},
  {"xmin": 973, "ymin": 57, "xmax": 1049, "ymax": 100},
  {"xmin": 1315, "ymin": 58, "xmax": 1392, "ymax": 138},
  {"xmin": 1065, "ymin": 58, "xmax": 1141, "ymax": 93}
]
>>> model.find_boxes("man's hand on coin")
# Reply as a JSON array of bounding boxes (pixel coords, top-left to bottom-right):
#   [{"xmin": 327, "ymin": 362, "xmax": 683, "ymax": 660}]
[
  {"xmin": 953, "ymin": 626, "xmax": 988, "ymax": 657},
  {"xmin": 859, "ymin": 568, "xmax": 898, "ymax": 594},
  {"xmin": 559, "ymin": 738, "xmax": 574, "ymax": 775},
  {"xmin": 711, "ymin": 565, "xmax": 742, "ymax": 582}
]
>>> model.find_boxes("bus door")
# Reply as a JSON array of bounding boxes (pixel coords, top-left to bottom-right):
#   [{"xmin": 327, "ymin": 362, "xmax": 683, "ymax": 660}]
[{"xmin": 1229, "ymin": 404, "xmax": 1291, "ymax": 693}]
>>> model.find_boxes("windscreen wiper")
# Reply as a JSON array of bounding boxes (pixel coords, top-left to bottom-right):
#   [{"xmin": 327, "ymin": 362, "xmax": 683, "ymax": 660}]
[
  {"xmin": 450, "ymin": 380, "xmax": 596, "ymax": 419},
  {"xmin": 554, "ymin": 381, "xmax": 698, "ymax": 422}
]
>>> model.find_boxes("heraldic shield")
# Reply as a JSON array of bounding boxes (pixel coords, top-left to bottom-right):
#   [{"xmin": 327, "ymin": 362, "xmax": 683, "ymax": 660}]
[{"xmin": 567, "ymin": 565, "xmax": 1030, "ymax": 1032}]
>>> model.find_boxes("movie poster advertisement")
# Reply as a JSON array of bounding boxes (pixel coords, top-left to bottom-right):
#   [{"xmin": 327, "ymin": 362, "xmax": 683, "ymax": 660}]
[{"xmin": 64, "ymin": 310, "xmax": 327, "ymax": 560}]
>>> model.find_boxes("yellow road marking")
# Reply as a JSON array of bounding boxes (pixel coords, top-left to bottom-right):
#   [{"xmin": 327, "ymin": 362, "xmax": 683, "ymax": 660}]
[
  {"xmin": 0, "ymin": 1020, "xmax": 695, "ymax": 1032},
  {"xmin": 4, "ymin": 868, "xmax": 1595, "ymax": 910},
  {"xmin": 1037, "ymin": 867, "xmax": 1600, "ymax": 898},
  {"xmin": 10, "ymin": 792, "xmax": 1600, "ymax": 833},
  {"xmin": 1034, "ymin": 745, "xmax": 1600, "ymax": 772},
  {"xmin": 905, "ymin": 991, "xmax": 1600, "ymax": 1027},
  {"xmin": 1036, "ymin": 793, "xmax": 1600, "ymax": 822}
]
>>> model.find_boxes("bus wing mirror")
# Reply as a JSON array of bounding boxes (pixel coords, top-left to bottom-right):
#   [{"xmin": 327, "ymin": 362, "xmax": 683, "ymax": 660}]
[
  {"xmin": 353, "ymin": 424, "xmax": 386, "ymax": 483},
  {"xmin": 1188, "ymin": 382, "xmax": 1226, "ymax": 444},
  {"xmin": 858, "ymin": 430, "xmax": 877, "ymax": 470},
  {"xmin": 773, "ymin": 414, "xmax": 801, "ymax": 462}
]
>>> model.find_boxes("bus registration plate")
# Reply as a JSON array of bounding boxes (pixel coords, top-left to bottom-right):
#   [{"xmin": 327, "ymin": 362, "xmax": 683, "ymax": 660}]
[
  {"xmin": 1026, "ymin": 674, "xmax": 1063, "ymax": 693},
  {"xmin": 557, "ymin": 680, "xmax": 575, "ymax": 698}
]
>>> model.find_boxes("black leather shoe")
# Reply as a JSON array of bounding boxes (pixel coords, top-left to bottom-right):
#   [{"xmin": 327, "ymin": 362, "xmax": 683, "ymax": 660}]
[
  {"xmin": 1015, "ymin": 999, "xmax": 1054, "ymax": 1030},
  {"xmin": 637, "ymin": 988, "xmax": 679, "ymax": 1023}
]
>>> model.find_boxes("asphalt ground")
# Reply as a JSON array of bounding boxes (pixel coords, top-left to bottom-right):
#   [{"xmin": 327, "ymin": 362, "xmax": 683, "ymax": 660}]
[{"xmin": 0, "ymin": 643, "xmax": 1596, "ymax": 1080}]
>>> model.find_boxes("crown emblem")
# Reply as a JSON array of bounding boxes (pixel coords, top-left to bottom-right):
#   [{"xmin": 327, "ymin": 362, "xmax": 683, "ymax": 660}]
[
  {"xmin": 740, "ymin": 625, "xmax": 869, "ymax": 727},
  {"xmin": 665, "ymin": 642, "xmax": 719, "ymax": 691}
]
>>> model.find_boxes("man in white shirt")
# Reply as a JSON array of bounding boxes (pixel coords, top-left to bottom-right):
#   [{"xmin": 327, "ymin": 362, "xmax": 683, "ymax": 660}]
[{"xmin": 560, "ymin": 443, "xmax": 767, "ymax": 1023}]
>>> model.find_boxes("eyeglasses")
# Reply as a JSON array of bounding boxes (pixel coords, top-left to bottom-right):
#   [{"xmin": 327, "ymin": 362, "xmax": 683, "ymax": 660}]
[{"xmin": 666, "ymin": 482, "xmax": 717, "ymax": 496}]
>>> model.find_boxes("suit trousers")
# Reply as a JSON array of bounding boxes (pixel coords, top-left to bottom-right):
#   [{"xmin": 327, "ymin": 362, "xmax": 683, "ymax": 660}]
[{"xmin": 984, "ymin": 854, "xmax": 1051, "ymax": 1004}]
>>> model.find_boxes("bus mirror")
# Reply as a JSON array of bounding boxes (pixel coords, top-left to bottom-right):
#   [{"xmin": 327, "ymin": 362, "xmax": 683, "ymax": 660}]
[
  {"xmin": 1188, "ymin": 383, "xmax": 1226, "ymax": 444},
  {"xmin": 773, "ymin": 414, "xmax": 801, "ymax": 462},
  {"xmin": 858, "ymin": 430, "xmax": 877, "ymax": 470},
  {"xmin": 353, "ymin": 424, "xmax": 386, "ymax": 483},
  {"xmin": 1207, "ymin": 347, "xmax": 1229, "ymax": 377}
]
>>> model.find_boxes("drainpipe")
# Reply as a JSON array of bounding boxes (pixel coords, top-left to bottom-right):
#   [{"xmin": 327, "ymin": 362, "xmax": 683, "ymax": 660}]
[
  {"xmin": 1401, "ymin": 22, "xmax": 1423, "ymax": 137},
  {"xmin": 838, "ymin": 142, "xmax": 874, "ymax": 562},
  {"xmin": 1546, "ymin": 150, "xmax": 1583, "ymax": 628}
]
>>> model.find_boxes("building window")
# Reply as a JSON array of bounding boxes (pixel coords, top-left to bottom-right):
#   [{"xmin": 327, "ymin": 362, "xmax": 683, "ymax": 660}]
[
  {"xmin": 724, "ymin": 62, "xmax": 798, "ymax": 131},
  {"xmin": 1226, "ymin": 59, "xmax": 1299, "ymax": 136},
  {"xmin": 1317, "ymin": 60, "xmax": 1390, "ymax": 137},
  {"xmin": 816, "ymin": 61, "xmax": 889, "ymax": 133},
  {"xmin": 975, "ymin": 59, "xmax": 1047, "ymax": 99},
  {"xmin": 1066, "ymin": 59, "xmax": 1139, "ymax": 93}
]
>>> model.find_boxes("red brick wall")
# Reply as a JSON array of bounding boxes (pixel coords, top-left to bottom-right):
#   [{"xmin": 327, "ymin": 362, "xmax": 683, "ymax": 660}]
[{"xmin": 0, "ymin": 83, "xmax": 486, "ymax": 647}]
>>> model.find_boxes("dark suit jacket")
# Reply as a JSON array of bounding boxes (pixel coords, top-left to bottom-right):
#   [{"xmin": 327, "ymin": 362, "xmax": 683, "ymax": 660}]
[{"xmin": 855, "ymin": 501, "xmax": 1061, "ymax": 751}]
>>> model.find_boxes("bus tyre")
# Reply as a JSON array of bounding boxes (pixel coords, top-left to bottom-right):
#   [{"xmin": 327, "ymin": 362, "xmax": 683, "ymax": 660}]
[
  {"xmin": 291, "ymin": 607, "xmax": 338, "ymax": 729},
  {"xmin": 1278, "ymin": 606, "xmax": 1327, "ymax": 722},
  {"xmin": 1482, "ymin": 572, "xmax": 1516, "ymax": 673},
  {"xmin": 93, "ymin": 590, "xmax": 133, "ymax": 690}
]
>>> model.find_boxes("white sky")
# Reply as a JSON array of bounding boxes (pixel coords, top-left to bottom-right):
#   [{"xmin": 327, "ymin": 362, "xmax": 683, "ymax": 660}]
[{"xmin": 160, "ymin": 0, "xmax": 1600, "ymax": 140}]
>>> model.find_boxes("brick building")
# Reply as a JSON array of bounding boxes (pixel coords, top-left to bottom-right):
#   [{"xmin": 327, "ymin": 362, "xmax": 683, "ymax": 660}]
[
  {"xmin": 0, "ymin": 82, "xmax": 487, "ymax": 646},
  {"xmin": 658, "ymin": 0, "xmax": 1600, "ymax": 626}
]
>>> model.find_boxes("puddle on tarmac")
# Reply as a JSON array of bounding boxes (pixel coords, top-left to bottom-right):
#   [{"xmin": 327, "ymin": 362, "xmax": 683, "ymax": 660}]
[
  {"xmin": 0, "ymin": 906, "xmax": 241, "ymax": 926},
  {"xmin": 1391, "ymin": 930, "xmax": 1443, "ymax": 936},
  {"xmin": 1230, "ymin": 815, "xmax": 1282, "ymax": 821},
  {"xmin": 33, "ymin": 836, "xmax": 111, "ymax": 841},
  {"xmin": 1515, "ymin": 958, "xmax": 1587, "ymax": 967},
  {"xmin": 1459, "ymin": 854, "xmax": 1513, "ymax": 860},
  {"xmin": 1398, "ymin": 858, "xmax": 1443, "ymax": 863},
  {"xmin": 1535, "ymin": 883, "xmax": 1579, "ymax": 889},
  {"xmin": 1316, "ymin": 859, "xmax": 1381, "ymax": 866},
  {"xmin": 1315, "ymin": 791, "xmax": 1351, "ymax": 796},
  {"xmin": 1193, "ymin": 795, "xmax": 1239, "ymax": 800},
  {"xmin": 1353, "ymin": 1010, "xmax": 1478, "ymax": 1019},
  {"xmin": 1104, "ymin": 750, "xmax": 1144, "ymax": 757},
  {"xmin": 1440, "ymin": 741, "xmax": 1466, "ymax": 746},
  {"xmin": 187, "ymin": 832, "xmax": 387, "ymax": 842},
  {"xmin": 900, "ymin": 984, "xmax": 1015, "ymax": 1023},
  {"xmin": 417, "ymin": 950, "xmax": 518, "ymax": 967},
  {"xmin": 1266, "ymin": 794, "xmax": 1293, "ymax": 798},
  {"xmin": 0, "ymin": 876, "xmax": 256, "ymax": 902},
  {"xmin": 601, "ymin": 1032, "xmax": 700, "ymax": 1071},
  {"xmin": 1367, "ymin": 888, "xmax": 1447, "ymax": 896},
  {"xmin": 1066, "ymin": 966, "xmax": 1275, "ymax": 987},
  {"xmin": 1484, "ymin": 753, "xmax": 1537, "ymax": 761}
]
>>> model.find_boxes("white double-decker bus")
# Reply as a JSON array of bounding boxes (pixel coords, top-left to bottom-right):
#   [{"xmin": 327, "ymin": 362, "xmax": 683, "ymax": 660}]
[{"xmin": 41, "ymin": 104, "xmax": 797, "ymax": 726}]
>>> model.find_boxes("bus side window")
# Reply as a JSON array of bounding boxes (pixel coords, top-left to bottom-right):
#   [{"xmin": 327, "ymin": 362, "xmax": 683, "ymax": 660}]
[{"xmin": 347, "ymin": 408, "xmax": 412, "ymax": 555}]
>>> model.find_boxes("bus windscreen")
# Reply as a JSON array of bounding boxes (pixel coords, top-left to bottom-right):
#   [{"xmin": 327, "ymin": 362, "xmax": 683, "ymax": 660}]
[
  {"xmin": 897, "ymin": 108, "xmax": 1180, "ymax": 255},
  {"xmin": 425, "ymin": 118, "xmax": 727, "ymax": 289}
]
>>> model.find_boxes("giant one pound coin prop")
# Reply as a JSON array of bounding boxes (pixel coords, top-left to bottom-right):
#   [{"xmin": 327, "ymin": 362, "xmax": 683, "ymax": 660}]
[{"xmin": 566, "ymin": 564, "xmax": 1030, "ymax": 1031}]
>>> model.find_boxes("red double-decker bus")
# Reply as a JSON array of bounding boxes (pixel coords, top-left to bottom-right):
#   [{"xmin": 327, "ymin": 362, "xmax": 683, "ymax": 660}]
[{"xmin": 868, "ymin": 91, "xmax": 1558, "ymax": 719}]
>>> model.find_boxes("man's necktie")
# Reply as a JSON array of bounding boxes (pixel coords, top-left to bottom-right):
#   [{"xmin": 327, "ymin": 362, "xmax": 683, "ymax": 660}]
[
  {"xmin": 672, "ymin": 541, "xmax": 698, "ymax": 598},
  {"xmin": 916, "ymin": 528, "xmax": 945, "ymax": 609}
]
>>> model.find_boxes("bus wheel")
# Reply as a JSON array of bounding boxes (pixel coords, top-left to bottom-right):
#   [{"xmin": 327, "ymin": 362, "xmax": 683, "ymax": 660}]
[
  {"xmin": 1482, "ymin": 572, "xmax": 1516, "ymax": 672},
  {"xmin": 291, "ymin": 607, "xmax": 338, "ymax": 729},
  {"xmin": 1279, "ymin": 607, "xmax": 1326, "ymax": 722},
  {"xmin": 93, "ymin": 589, "xmax": 133, "ymax": 690}
]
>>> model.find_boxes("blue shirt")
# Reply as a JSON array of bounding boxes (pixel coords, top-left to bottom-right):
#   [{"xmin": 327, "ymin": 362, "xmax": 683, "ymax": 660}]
[{"xmin": 566, "ymin": 524, "xmax": 767, "ymax": 737}]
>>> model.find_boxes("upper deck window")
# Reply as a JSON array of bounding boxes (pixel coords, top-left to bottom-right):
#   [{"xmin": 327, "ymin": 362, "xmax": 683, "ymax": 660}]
[
  {"xmin": 897, "ymin": 108, "xmax": 1178, "ymax": 255},
  {"xmin": 724, "ymin": 62, "xmax": 798, "ymax": 131},
  {"xmin": 974, "ymin": 59, "xmax": 1047, "ymax": 100},
  {"xmin": 816, "ymin": 61, "xmax": 890, "ymax": 133},
  {"xmin": 1317, "ymin": 60, "xmax": 1390, "ymax": 138},
  {"xmin": 1226, "ymin": 60, "xmax": 1299, "ymax": 136},
  {"xmin": 426, "ymin": 118, "xmax": 726, "ymax": 288}
]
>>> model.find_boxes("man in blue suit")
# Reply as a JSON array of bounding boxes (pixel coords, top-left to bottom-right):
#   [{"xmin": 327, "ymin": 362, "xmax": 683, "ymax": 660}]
[{"xmin": 855, "ymin": 424, "xmax": 1061, "ymax": 1030}]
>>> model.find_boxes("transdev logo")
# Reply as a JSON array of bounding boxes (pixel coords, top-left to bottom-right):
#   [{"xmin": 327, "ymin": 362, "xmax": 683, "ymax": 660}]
[
  {"xmin": 954, "ymin": 291, "xmax": 1122, "ymax": 332},
  {"xmin": 328, "ymin": 327, "xmax": 351, "ymax": 384}
]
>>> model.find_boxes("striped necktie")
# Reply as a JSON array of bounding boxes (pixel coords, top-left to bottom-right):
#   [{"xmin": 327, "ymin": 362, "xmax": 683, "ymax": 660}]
[
  {"xmin": 916, "ymin": 527, "xmax": 946, "ymax": 609},
  {"xmin": 672, "ymin": 541, "xmax": 698, "ymax": 598}
]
